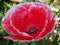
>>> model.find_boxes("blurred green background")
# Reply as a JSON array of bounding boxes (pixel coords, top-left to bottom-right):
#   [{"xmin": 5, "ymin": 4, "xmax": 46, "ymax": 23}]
[{"xmin": 0, "ymin": 0, "xmax": 60, "ymax": 45}]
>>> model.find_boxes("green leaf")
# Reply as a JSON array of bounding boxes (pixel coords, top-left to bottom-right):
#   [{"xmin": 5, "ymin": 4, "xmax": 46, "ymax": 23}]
[{"xmin": 48, "ymin": 0, "xmax": 54, "ymax": 5}]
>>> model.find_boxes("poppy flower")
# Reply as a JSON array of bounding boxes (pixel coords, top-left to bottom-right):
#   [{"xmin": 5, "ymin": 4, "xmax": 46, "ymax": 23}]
[{"xmin": 2, "ymin": 2, "xmax": 55, "ymax": 42}]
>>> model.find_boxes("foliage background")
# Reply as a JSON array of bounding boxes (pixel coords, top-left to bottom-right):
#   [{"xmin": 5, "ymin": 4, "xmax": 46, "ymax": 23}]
[{"xmin": 0, "ymin": 0, "xmax": 60, "ymax": 45}]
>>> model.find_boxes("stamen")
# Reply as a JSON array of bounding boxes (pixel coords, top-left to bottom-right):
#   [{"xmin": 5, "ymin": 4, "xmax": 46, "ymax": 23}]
[{"xmin": 26, "ymin": 26, "xmax": 39, "ymax": 34}]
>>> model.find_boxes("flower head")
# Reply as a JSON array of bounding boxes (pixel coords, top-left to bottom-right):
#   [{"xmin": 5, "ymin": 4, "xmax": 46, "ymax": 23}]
[{"xmin": 2, "ymin": 2, "xmax": 55, "ymax": 42}]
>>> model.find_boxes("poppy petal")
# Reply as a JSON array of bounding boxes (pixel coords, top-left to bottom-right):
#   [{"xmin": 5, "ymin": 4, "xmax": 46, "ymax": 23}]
[
  {"xmin": 10, "ymin": 3, "xmax": 48, "ymax": 35},
  {"xmin": 2, "ymin": 9, "xmax": 19, "ymax": 35},
  {"xmin": 4, "ymin": 35, "xmax": 34, "ymax": 42},
  {"xmin": 36, "ymin": 17, "xmax": 55, "ymax": 40},
  {"xmin": 35, "ymin": 3, "xmax": 53, "ymax": 23}
]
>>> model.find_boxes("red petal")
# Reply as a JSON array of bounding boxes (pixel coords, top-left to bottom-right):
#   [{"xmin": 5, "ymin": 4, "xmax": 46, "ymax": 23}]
[
  {"xmin": 46, "ymin": 7, "xmax": 53, "ymax": 23},
  {"xmin": 30, "ymin": 5, "xmax": 47, "ymax": 30},
  {"xmin": 10, "ymin": 7, "xmax": 31, "ymax": 32},
  {"xmin": 35, "ymin": 3, "xmax": 53, "ymax": 23},
  {"xmin": 2, "ymin": 9, "xmax": 19, "ymax": 35},
  {"xmin": 22, "ymin": 3, "xmax": 31, "ymax": 10},
  {"xmin": 28, "ymin": 5, "xmax": 47, "ymax": 37},
  {"xmin": 36, "ymin": 18, "xmax": 55, "ymax": 40},
  {"xmin": 4, "ymin": 35, "xmax": 34, "ymax": 42},
  {"xmin": 11, "ymin": 3, "xmax": 47, "ymax": 34}
]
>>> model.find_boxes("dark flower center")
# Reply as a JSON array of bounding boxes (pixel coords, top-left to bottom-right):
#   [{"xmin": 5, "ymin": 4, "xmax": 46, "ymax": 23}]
[{"xmin": 26, "ymin": 26, "xmax": 39, "ymax": 34}]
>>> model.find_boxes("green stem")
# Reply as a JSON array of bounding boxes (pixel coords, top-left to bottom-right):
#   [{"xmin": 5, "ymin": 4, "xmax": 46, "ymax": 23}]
[
  {"xmin": 24, "ymin": 42, "xmax": 29, "ymax": 45},
  {"xmin": 7, "ymin": 40, "xmax": 9, "ymax": 45},
  {"xmin": 18, "ymin": 42, "xmax": 24, "ymax": 45},
  {"xmin": 18, "ymin": 42, "xmax": 29, "ymax": 45},
  {"xmin": 31, "ymin": 41, "xmax": 37, "ymax": 45},
  {"xmin": 13, "ymin": 42, "xmax": 17, "ymax": 45}
]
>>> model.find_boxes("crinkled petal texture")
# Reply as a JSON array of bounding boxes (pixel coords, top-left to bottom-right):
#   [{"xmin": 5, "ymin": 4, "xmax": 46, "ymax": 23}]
[{"xmin": 2, "ymin": 2, "xmax": 55, "ymax": 42}]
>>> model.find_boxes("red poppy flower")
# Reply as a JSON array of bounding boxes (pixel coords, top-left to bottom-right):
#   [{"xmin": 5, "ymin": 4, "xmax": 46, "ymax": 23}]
[{"xmin": 2, "ymin": 2, "xmax": 55, "ymax": 42}]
